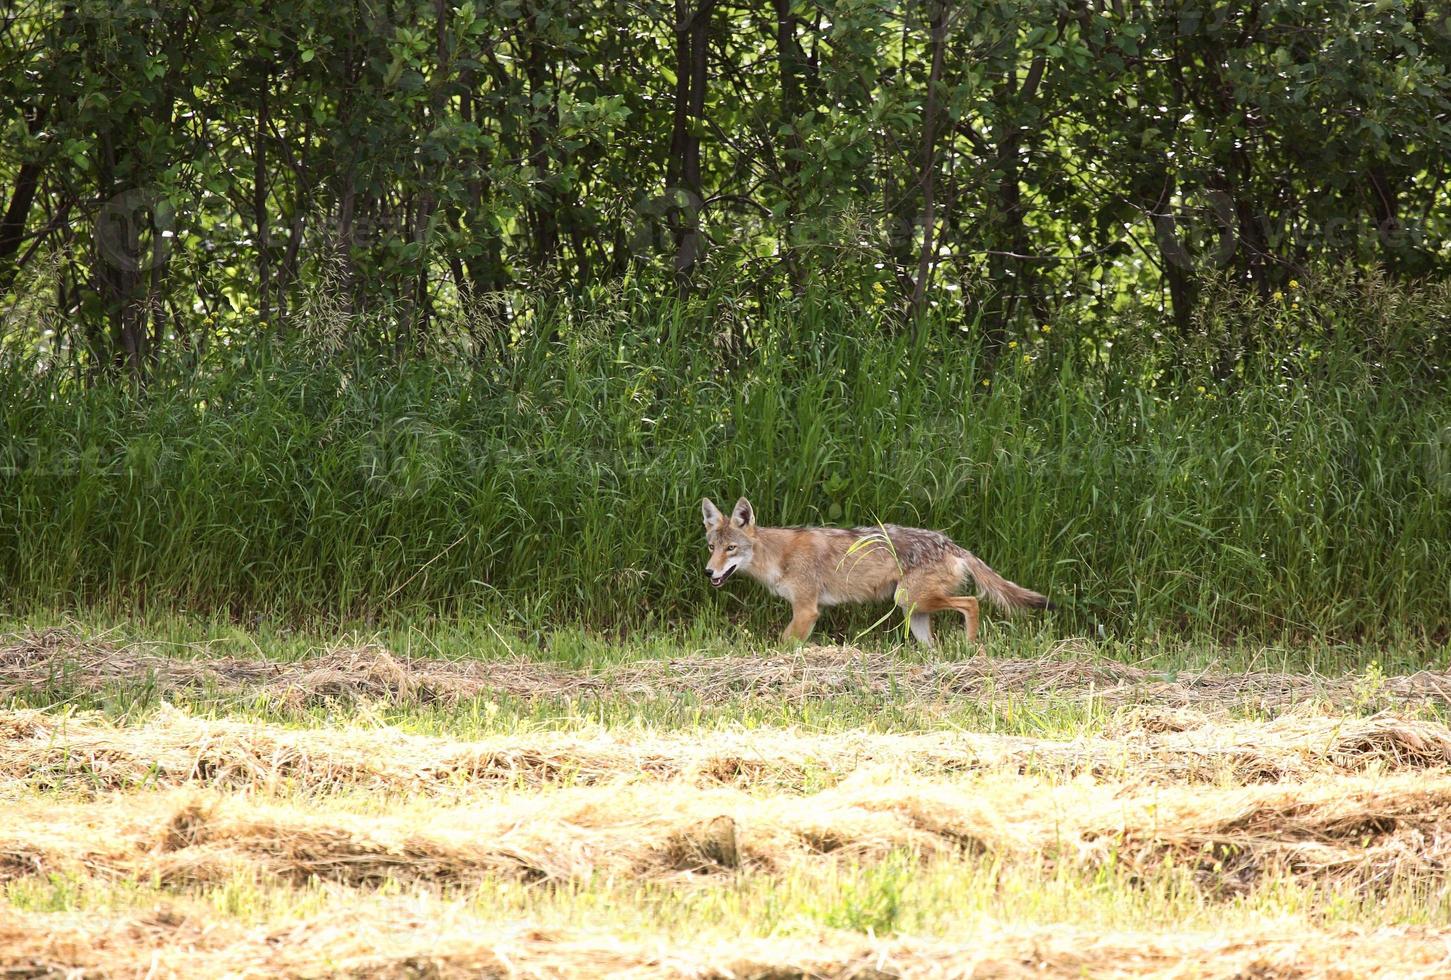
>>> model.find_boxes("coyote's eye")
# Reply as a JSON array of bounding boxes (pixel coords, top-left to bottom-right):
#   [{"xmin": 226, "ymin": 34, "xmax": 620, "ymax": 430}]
[{"xmin": 726, "ymin": 544, "xmax": 738, "ymax": 553}]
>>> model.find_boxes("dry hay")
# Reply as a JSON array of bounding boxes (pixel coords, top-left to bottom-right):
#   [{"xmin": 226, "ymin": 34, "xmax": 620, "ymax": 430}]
[
  {"xmin": 4, "ymin": 903, "xmax": 1451, "ymax": 978},
  {"xmin": 0, "ymin": 628, "xmax": 444, "ymax": 707},
  {"xmin": 9, "ymin": 631, "xmax": 1451, "ymax": 977},
  {"xmin": 5, "ymin": 762, "xmax": 1451, "ymax": 894},
  {"xmin": 5, "ymin": 707, "xmax": 1451, "ymax": 802},
  {"xmin": 6, "ymin": 628, "xmax": 1451, "ymax": 715},
  {"xmin": 1072, "ymin": 774, "xmax": 1451, "ymax": 894},
  {"xmin": 0, "ymin": 785, "xmax": 958, "ymax": 888}
]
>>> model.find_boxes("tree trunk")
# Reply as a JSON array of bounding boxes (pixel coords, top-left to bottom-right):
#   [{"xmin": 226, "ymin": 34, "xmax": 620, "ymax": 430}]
[
  {"xmin": 909, "ymin": 2, "xmax": 947, "ymax": 318},
  {"xmin": 985, "ymin": 39, "xmax": 1050, "ymax": 345},
  {"xmin": 0, "ymin": 159, "xmax": 42, "ymax": 293},
  {"xmin": 254, "ymin": 61, "xmax": 271, "ymax": 325},
  {"xmin": 1367, "ymin": 166, "xmax": 1403, "ymax": 276},
  {"xmin": 771, "ymin": 0, "xmax": 804, "ymax": 290},
  {"xmin": 668, "ymin": 0, "xmax": 716, "ymax": 276},
  {"xmin": 523, "ymin": 1, "xmax": 558, "ymax": 268}
]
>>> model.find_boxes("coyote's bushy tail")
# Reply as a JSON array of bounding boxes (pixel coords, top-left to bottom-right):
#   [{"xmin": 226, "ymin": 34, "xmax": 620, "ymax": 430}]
[{"xmin": 956, "ymin": 549, "xmax": 1054, "ymax": 612}]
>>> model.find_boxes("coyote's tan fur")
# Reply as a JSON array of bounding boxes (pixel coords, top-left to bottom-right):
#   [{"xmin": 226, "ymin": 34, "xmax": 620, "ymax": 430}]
[{"xmin": 702, "ymin": 496, "xmax": 1051, "ymax": 645}]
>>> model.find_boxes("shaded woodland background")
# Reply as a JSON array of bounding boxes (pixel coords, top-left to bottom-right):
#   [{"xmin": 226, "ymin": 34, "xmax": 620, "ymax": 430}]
[{"xmin": 2, "ymin": 0, "xmax": 1450, "ymax": 369}]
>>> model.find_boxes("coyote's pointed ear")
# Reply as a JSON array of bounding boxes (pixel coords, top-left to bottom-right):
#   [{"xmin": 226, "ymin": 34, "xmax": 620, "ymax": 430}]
[
  {"xmin": 731, "ymin": 496, "xmax": 755, "ymax": 528},
  {"xmin": 701, "ymin": 497, "xmax": 723, "ymax": 529}
]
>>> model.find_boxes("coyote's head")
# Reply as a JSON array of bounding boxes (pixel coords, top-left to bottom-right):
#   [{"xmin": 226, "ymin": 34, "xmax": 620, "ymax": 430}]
[{"xmin": 701, "ymin": 496, "xmax": 756, "ymax": 588}]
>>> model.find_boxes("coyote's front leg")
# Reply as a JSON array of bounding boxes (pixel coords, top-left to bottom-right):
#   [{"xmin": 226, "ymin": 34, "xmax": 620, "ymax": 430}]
[{"xmin": 782, "ymin": 596, "xmax": 820, "ymax": 643}]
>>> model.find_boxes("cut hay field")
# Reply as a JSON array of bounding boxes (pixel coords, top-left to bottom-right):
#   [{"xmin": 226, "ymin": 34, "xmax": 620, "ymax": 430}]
[{"xmin": 5, "ymin": 623, "xmax": 1451, "ymax": 978}]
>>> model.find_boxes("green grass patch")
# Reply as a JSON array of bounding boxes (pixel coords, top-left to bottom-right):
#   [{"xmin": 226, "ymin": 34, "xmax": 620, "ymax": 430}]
[{"xmin": 1, "ymin": 280, "xmax": 1447, "ymax": 642}]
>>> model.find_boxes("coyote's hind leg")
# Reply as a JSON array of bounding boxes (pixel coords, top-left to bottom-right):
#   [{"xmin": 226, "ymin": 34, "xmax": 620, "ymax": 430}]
[{"xmin": 904, "ymin": 592, "xmax": 980, "ymax": 644}]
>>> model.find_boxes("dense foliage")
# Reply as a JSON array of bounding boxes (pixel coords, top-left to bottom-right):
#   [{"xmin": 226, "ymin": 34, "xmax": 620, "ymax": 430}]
[{"xmin": 2, "ymin": 0, "xmax": 1451, "ymax": 371}]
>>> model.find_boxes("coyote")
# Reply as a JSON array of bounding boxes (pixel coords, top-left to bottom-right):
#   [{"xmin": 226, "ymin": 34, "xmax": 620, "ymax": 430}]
[{"xmin": 701, "ymin": 496, "xmax": 1052, "ymax": 646}]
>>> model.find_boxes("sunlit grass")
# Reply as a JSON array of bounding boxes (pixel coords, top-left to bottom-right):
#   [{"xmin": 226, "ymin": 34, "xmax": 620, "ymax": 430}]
[{"xmin": 7, "ymin": 841, "xmax": 1450, "ymax": 940}]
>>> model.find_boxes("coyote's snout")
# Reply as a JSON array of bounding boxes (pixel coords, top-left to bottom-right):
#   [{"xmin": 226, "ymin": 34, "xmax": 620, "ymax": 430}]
[{"xmin": 701, "ymin": 496, "xmax": 1052, "ymax": 645}]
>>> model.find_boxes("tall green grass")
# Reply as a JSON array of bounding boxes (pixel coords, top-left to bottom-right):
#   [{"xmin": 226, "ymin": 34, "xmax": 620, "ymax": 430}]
[{"xmin": 1, "ymin": 277, "xmax": 1447, "ymax": 641}]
